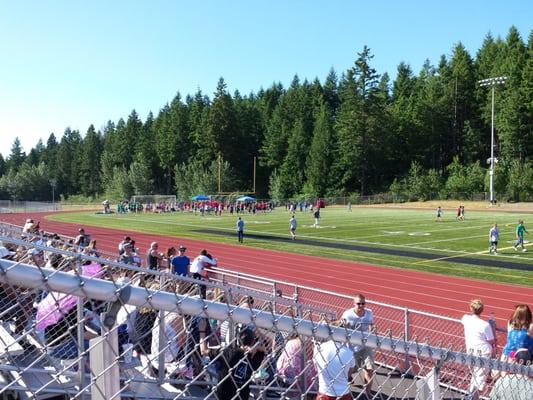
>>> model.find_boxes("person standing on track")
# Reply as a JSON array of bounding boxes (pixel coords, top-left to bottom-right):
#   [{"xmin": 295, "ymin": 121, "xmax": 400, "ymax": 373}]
[
  {"xmin": 341, "ymin": 294, "xmax": 375, "ymax": 398},
  {"xmin": 236, "ymin": 217, "xmax": 244, "ymax": 243},
  {"xmin": 488, "ymin": 224, "xmax": 499, "ymax": 255},
  {"xmin": 289, "ymin": 215, "xmax": 297, "ymax": 240},
  {"xmin": 514, "ymin": 220, "xmax": 529, "ymax": 252}
]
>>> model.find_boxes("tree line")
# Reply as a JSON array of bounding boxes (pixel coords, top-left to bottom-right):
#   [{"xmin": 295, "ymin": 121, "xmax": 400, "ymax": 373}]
[{"xmin": 1, "ymin": 26, "xmax": 532, "ymax": 203}]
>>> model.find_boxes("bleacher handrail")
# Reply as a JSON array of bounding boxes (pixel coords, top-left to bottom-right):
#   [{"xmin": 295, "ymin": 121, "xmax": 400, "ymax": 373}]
[{"xmin": 0, "ymin": 259, "xmax": 530, "ymax": 378}]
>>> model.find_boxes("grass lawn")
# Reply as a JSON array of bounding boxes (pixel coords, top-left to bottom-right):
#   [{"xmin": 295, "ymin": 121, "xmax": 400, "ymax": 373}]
[{"xmin": 47, "ymin": 206, "xmax": 533, "ymax": 286}]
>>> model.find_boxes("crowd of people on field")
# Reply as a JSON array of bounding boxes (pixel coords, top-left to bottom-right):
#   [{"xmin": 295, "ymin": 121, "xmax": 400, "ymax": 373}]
[{"xmin": 0, "ymin": 217, "xmax": 532, "ymax": 400}]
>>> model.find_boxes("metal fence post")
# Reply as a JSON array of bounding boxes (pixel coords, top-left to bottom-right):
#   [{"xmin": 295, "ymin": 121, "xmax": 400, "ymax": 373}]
[
  {"xmin": 90, "ymin": 327, "xmax": 120, "ymax": 400},
  {"xmin": 76, "ymin": 256, "xmax": 86, "ymax": 399},
  {"xmin": 272, "ymin": 282, "xmax": 278, "ymax": 313},
  {"xmin": 415, "ymin": 366, "xmax": 441, "ymax": 400},
  {"xmin": 403, "ymin": 307, "xmax": 411, "ymax": 374},
  {"xmin": 157, "ymin": 275, "xmax": 165, "ymax": 383}
]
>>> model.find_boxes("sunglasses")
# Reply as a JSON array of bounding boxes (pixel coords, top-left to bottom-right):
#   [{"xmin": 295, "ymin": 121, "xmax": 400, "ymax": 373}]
[{"xmin": 356, "ymin": 302, "xmax": 366, "ymax": 306}]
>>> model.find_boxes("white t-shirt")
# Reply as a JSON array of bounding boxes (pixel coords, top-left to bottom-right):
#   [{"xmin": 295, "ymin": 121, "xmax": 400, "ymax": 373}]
[
  {"xmin": 489, "ymin": 227, "xmax": 499, "ymax": 242},
  {"xmin": 289, "ymin": 218, "xmax": 297, "ymax": 230},
  {"xmin": 461, "ymin": 314, "xmax": 494, "ymax": 355},
  {"xmin": 190, "ymin": 255, "xmax": 217, "ymax": 274},
  {"xmin": 313, "ymin": 340, "xmax": 356, "ymax": 396},
  {"xmin": 341, "ymin": 308, "xmax": 374, "ymax": 334}
]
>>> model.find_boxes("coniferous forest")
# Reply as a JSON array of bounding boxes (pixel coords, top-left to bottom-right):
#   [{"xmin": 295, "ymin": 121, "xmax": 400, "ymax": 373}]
[{"xmin": 1, "ymin": 27, "xmax": 532, "ymax": 202}]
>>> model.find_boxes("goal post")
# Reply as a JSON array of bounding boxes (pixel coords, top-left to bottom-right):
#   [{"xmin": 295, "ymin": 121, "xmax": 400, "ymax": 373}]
[{"xmin": 131, "ymin": 194, "xmax": 177, "ymax": 204}]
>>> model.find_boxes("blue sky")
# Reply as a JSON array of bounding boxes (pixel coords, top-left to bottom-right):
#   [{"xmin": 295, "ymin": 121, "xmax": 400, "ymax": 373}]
[{"xmin": 0, "ymin": 1, "xmax": 531, "ymax": 157}]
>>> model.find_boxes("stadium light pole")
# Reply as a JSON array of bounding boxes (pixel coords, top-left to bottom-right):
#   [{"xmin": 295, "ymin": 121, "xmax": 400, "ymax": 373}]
[
  {"xmin": 49, "ymin": 178, "xmax": 57, "ymax": 209},
  {"xmin": 478, "ymin": 76, "xmax": 506, "ymax": 204}
]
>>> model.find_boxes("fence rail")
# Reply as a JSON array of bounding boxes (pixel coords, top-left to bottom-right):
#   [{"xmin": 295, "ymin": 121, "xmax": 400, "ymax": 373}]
[{"xmin": 0, "ymin": 229, "xmax": 531, "ymax": 399}]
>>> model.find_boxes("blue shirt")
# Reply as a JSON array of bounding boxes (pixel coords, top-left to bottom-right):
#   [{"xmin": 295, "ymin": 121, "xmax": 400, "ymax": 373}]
[
  {"xmin": 171, "ymin": 255, "xmax": 190, "ymax": 276},
  {"xmin": 503, "ymin": 328, "xmax": 528, "ymax": 356},
  {"xmin": 236, "ymin": 219, "xmax": 244, "ymax": 231}
]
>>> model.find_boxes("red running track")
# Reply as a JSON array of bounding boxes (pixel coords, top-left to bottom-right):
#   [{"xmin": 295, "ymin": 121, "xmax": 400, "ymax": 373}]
[{"xmin": 2, "ymin": 211, "xmax": 532, "ymax": 328}]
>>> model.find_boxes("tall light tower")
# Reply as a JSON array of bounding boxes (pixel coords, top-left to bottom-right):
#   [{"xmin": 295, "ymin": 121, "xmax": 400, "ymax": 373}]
[{"xmin": 478, "ymin": 76, "xmax": 506, "ymax": 204}]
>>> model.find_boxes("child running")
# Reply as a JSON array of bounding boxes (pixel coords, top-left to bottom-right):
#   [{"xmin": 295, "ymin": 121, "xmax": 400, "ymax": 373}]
[{"xmin": 488, "ymin": 224, "xmax": 499, "ymax": 255}]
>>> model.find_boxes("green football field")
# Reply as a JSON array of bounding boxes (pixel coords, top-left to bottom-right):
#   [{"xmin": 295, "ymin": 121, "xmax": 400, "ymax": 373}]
[{"xmin": 48, "ymin": 207, "xmax": 533, "ymax": 286}]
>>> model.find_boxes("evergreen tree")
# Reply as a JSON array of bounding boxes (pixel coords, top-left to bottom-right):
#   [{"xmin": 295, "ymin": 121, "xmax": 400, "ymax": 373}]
[
  {"xmin": 306, "ymin": 102, "xmax": 334, "ymax": 197},
  {"xmin": 278, "ymin": 118, "xmax": 309, "ymax": 197},
  {"xmin": 323, "ymin": 68, "xmax": 340, "ymax": 114},
  {"xmin": 41, "ymin": 133, "xmax": 59, "ymax": 175},
  {"xmin": 520, "ymin": 31, "xmax": 533, "ymax": 159},
  {"xmin": 129, "ymin": 157, "xmax": 154, "ymax": 195},
  {"xmin": 334, "ymin": 46, "xmax": 382, "ymax": 194},
  {"xmin": 7, "ymin": 138, "xmax": 26, "ymax": 172},
  {"xmin": 79, "ymin": 125, "xmax": 102, "ymax": 196},
  {"xmin": 56, "ymin": 128, "xmax": 82, "ymax": 197},
  {"xmin": 100, "ymin": 121, "xmax": 117, "ymax": 188},
  {"xmin": 498, "ymin": 27, "xmax": 528, "ymax": 161},
  {"xmin": 205, "ymin": 78, "xmax": 240, "ymax": 179},
  {"xmin": 0, "ymin": 154, "xmax": 5, "ymax": 177}
]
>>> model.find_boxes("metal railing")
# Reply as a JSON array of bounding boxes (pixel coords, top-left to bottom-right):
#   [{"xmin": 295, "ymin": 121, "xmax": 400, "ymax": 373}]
[
  {"xmin": 0, "ymin": 231, "xmax": 531, "ymax": 399},
  {"xmin": 0, "ymin": 251, "xmax": 531, "ymax": 400}
]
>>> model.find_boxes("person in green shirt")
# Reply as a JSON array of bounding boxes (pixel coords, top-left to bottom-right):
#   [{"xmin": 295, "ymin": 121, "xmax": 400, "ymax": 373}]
[{"xmin": 513, "ymin": 220, "xmax": 529, "ymax": 252}]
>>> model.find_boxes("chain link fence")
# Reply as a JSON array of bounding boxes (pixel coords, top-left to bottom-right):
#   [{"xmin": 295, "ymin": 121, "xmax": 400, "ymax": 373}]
[{"xmin": 0, "ymin": 230, "xmax": 531, "ymax": 399}]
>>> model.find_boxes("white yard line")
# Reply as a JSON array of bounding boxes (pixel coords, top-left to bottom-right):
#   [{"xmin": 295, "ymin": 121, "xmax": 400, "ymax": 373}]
[{"xmin": 99, "ymin": 214, "xmax": 532, "ymax": 262}]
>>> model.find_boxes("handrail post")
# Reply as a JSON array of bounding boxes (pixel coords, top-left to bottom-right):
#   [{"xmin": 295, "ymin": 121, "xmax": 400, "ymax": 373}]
[
  {"xmin": 403, "ymin": 307, "xmax": 411, "ymax": 374},
  {"xmin": 157, "ymin": 275, "xmax": 165, "ymax": 383},
  {"xmin": 272, "ymin": 282, "xmax": 278, "ymax": 313},
  {"xmin": 76, "ymin": 256, "xmax": 86, "ymax": 399}
]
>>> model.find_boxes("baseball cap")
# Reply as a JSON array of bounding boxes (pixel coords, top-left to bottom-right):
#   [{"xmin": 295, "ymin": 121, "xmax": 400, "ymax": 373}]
[{"xmin": 179, "ymin": 245, "xmax": 186, "ymax": 250}]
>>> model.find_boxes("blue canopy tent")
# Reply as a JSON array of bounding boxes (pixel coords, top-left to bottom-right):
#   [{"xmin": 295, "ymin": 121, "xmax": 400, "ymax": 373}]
[
  {"xmin": 236, "ymin": 196, "xmax": 256, "ymax": 202},
  {"xmin": 191, "ymin": 195, "xmax": 210, "ymax": 201}
]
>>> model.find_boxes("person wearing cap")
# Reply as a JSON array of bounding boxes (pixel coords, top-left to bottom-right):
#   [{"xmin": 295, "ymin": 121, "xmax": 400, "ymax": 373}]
[
  {"xmin": 75, "ymin": 228, "xmax": 90, "ymax": 248},
  {"xmin": 118, "ymin": 236, "xmax": 132, "ymax": 255},
  {"xmin": 171, "ymin": 245, "xmax": 190, "ymax": 277}
]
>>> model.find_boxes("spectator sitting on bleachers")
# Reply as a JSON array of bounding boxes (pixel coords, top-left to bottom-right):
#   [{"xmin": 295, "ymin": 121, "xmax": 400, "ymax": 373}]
[
  {"xmin": 118, "ymin": 236, "xmax": 132, "ymax": 255},
  {"xmin": 118, "ymin": 243, "xmax": 137, "ymax": 266},
  {"xmin": 74, "ymin": 228, "xmax": 90, "ymax": 248},
  {"xmin": 276, "ymin": 332, "xmax": 317, "ymax": 391},
  {"xmin": 216, "ymin": 327, "xmax": 266, "ymax": 400},
  {"xmin": 490, "ymin": 349, "xmax": 533, "ymax": 400},
  {"xmin": 182, "ymin": 309, "xmax": 212, "ymax": 378},
  {"xmin": 84, "ymin": 239, "xmax": 100, "ymax": 257},
  {"xmin": 130, "ymin": 278, "xmax": 158, "ymax": 355}
]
